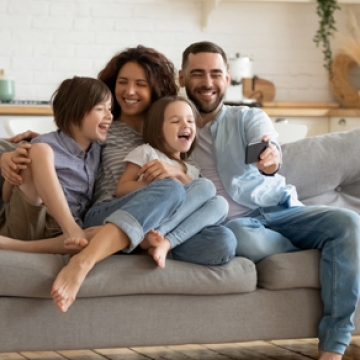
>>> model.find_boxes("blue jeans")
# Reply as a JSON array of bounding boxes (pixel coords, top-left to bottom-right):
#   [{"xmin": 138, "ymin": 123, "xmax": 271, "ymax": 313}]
[
  {"xmin": 84, "ymin": 179, "xmax": 236, "ymax": 266},
  {"xmin": 157, "ymin": 178, "xmax": 229, "ymax": 248},
  {"xmin": 226, "ymin": 205, "xmax": 360, "ymax": 354}
]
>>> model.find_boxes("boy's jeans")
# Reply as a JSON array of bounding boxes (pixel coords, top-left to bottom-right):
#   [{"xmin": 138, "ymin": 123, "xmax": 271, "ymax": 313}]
[
  {"xmin": 226, "ymin": 204, "xmax": 360, "ymax": 354},
  {"xmin": 84, "ymin": 179, "xmax": 236, "ymax": 266}
]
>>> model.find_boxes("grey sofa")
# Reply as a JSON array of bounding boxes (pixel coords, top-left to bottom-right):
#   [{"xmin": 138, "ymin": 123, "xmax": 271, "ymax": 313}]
[{"xmin": 1, "ymin": 128, "xmax": 360, "ymax": 353}]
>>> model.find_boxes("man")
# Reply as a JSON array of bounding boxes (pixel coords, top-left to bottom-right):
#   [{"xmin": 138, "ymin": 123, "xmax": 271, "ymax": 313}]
[{"xmin": 179, "ymin": 41, "xmax": 360, "ymax": 360}]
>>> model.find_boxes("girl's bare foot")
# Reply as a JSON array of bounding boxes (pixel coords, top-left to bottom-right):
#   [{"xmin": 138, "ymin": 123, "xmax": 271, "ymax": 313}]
[
  {"xmin": 148, "ymin": 239, "xmax": 171, "ymax": 268},
  {"xmin": 51, "ymin": 254, "xmax": 93, "ymax": 312},
  {"xmin": 140, "ymin": 229, "xmax": 164, "ymax": 250},
  {"xmin": 64, "ymin": 237, "xmax": 89, "ymax": 251}
]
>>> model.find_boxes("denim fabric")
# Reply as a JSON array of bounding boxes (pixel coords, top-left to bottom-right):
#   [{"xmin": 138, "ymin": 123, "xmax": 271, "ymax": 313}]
[
  {"xmin": 84, "ymin": 177, "xmax": 236, "ymax": 266},
  {"xmin": 226, "ymin": 205, "xmax": 360, "ymax": 354},
  {"xmin": 170, "ymin": 224, "xmax": 237, "ymax": 266},
  {"xmin": 157, "ymin": 178, "xmax": 228, "ymax": 248},
  {"xmin": 84, "ymin": 179, "xmax": 186, "ymax": 252}
]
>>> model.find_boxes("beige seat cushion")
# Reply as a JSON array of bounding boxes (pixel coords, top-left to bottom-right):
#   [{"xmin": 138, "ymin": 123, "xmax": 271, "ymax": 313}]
[
  {"xmin": 0, "ymin": 250, "xmax": 257, "ymax": 298},
  {"xmin": 257, "ymin": 249, "xmax": 321, "ymax": 290}
]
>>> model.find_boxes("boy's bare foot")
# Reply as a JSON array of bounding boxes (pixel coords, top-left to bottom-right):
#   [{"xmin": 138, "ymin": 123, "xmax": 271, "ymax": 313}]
[
  {"xmin": 140, "ymin": 229, "xmax": 164, "ymax": 250},
  {"xmin": 148, "ymin": 239, "xmax": 171, "ymax": 268},
  {"xmin": 51, "ymin": 254, "xmax": 93, "ymax": 312},
  {"xmin": 64, "ymin": 237, "xmax": 89, "ymax": 251},
  {"xmin": 319, "ymin": 350, "xmax": 342, "ymax": 360}
]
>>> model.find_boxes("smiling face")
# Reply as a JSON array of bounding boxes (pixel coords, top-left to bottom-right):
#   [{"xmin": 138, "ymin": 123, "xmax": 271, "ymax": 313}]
[
  {"xmin": 179, "ymin": 52, "xmax": 230, "ymax": 115},
  {"xmin": 115, "ymin": 61, "xmax": 152, "ymax": 118},
  {"xmin": 71, "ymin": 97, "xmax": 113, "ymax": 150},
  {"xmin": 161, "ymin": 100, "xmax": 196, "ymax": 159}
]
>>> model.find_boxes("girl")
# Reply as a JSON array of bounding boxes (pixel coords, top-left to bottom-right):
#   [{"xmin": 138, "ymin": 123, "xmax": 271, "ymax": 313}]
[{"xmin": 116, "ymin": 96, "xmax": 228, "ymax": 268}]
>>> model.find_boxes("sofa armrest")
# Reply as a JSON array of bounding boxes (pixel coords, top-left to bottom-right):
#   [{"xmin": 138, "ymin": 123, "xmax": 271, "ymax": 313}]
[{"xmin": 279, "ymin": 129, "xmax": 360, "ymax": 210}]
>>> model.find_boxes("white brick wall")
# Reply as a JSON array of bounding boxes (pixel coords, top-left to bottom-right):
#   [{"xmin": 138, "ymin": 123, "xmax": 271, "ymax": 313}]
[{"xmin": 0, "ymin": 0, "xmax": 358, "ymax": 102}]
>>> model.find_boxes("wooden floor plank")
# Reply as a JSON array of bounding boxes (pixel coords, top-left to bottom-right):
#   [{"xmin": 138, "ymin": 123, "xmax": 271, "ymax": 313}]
[
  {"xmin": 130, "ymin": 346, "xmax": 191, "ymax": 360},
  {"xmin": 205, "ymin": 342, "xmax": 278, "ymax": 359},
  {"xmin": 94, "ymin": 348, "xmax": 150, "ymax": 360},
  {"xmin": 19, "ymin": 352, "xmax": 65, "ymax": 360},
  {"xmin": 235, "ymin": 340, "xmax": 314, "ymax": 359},
  {"xmin": 3, "ymin": 336, "xmax": 360, "ymax": 360},
  {"xmin": 57, "ymin": 350, "xmax": 107, "ymax": 359},
  {"xmin": 167, "ymin": 344, "xmax": 240, "ymax": 359},
  {"xmin": 0, "ymin": 354, "xmax": 27, "ymax": 360},
  {"xmin": 270, "ymin": 339, "xmax": 318, "ymax": 359}
]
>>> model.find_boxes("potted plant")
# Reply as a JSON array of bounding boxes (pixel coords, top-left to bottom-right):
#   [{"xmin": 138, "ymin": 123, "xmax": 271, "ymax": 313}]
[{"xmin": 313, "ymin": 0, "xmax": 340, "ymax": 74}]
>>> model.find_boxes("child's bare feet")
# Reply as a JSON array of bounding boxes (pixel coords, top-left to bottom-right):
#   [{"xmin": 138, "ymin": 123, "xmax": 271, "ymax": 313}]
[
  {"xmin": 140, "ymin": 229, "xmax": 163, "ymax": 250},
  {"xmin": 51, "ymin": 254, "xmax": 93, "ymax": 312},
  {"xmin": 148, "ymin": 239, "xmax": 171, "ymax": 268},
  {"xmin": 64, "ymin": 237, "xmax": 89, "ymax": 251}
]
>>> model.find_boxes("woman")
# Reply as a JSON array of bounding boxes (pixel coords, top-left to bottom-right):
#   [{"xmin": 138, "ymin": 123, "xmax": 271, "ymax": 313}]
[{"xmin": 0, "ymin": 46, "xmax": 236, "ymax": 313}]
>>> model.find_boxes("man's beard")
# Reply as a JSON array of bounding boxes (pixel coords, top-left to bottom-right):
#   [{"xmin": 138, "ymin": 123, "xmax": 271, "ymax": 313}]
[{"xmin": 185, "ymin": 86, "xmax": 224, "ymax": 114}]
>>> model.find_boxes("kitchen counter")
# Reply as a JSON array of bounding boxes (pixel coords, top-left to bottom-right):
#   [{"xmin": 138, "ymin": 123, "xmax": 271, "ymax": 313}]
[
  {"xmin": 0, "ymin": 105, "xmax": 53, "ymax": 116},
  {"xmin": 2, "ymin": 103, "xmax": 360, "ymax": 117}
]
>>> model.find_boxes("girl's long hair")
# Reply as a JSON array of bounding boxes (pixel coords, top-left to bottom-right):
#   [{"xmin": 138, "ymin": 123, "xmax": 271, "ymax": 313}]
[{"xmin": 143, "ymin": 96, "xmax": 200, "ymax": 172}]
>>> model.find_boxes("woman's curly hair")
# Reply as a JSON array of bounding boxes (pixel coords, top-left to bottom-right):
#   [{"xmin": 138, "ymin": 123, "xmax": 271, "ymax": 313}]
[{"xmin": 98, "ymin": 45, "xmax": 178, "ymax": 120}]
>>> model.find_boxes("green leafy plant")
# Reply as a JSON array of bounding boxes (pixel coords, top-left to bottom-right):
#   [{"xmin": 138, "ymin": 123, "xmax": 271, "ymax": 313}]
[{"xmin": 313, "ymin": 0, "xmax": 341, "ymax": 73}]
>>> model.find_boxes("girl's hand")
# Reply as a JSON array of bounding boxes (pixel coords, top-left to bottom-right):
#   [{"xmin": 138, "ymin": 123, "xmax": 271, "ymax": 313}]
[
  {"xmin": 1, "ymin": 144, "xmax": 32, "ymax": 185},
  {"xmin": 256, "ymin": 135, "xmax": 281, "ymax": 175},
  {"xmin": 139, "ymin": 160, "xmax": 187, "ymax": 183},
  {"xmin": 6, "ymin": 130, "xmax": 40, "ymax": 143}
]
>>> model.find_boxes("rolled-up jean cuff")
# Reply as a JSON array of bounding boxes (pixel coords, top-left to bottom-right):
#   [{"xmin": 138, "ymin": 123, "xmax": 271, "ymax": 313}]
[{"xmin": 104, "ymin": 210, "xmax": 144, "ymax": 253}]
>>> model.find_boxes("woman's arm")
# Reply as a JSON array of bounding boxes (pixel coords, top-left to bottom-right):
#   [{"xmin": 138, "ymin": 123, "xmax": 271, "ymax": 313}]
[
  {"xmin": 1, "ymin": 144, "xmax": 32, "ymax": 186},
  {"xmin": 116, "ymin": 162, "xmax": 148, "ymax": 198}
]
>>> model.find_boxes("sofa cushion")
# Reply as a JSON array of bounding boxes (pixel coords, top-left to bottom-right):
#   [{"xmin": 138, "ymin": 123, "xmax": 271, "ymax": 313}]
[
  {"xmin": 256, "ymin": 249, "xmax": 321, "ymax": 290},
  {"xmin": 280, "ymin": 129, "xmax": 360, "ymax": 214},
  {"xmin": 0, "ymin": 250, "xmax": 256, "ymax": 298}
]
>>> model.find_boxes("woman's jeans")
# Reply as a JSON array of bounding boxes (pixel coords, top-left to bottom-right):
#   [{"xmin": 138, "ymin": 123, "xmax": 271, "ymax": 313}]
[
  {"xmin": 226, "ymin": 205, "xmax": 360, "ymax": 354},
  {"xmin": 157, "ymin": 178, "xmax": 229, "ymax": 248},
  {"xmin": 84, "ymin": 179, "xmax": 236, "ymax": 266}
]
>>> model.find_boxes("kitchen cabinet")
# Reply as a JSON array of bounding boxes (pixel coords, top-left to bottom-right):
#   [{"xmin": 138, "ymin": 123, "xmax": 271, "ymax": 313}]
[
  {"xmin": 330, "ymin": 117, "xmax": 360, "ymax": 133},
  {"xmin": 270, "ymin": 116, "xmax": 329, "ymax": 138}
]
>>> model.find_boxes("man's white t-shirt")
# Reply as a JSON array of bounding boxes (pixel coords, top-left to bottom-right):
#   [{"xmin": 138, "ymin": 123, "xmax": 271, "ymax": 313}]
[
  {"xmin": 191, "ymin": 122, "xmax": 253, "ymax": 219},
  {"xmin": 124, "ymin": 143, "xmax": 200, "ymax": 181}
]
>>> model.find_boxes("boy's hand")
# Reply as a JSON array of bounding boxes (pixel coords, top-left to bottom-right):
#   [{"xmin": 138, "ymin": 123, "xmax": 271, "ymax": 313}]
[
  {"xmin": 6, "ymin": 130, "xmax": 40, "ymax": 143},
  {"xmin": 1, "ymin": 144, "xmax": 32, "ymax": 185},
  {"xmin": 256, "ymin": 135, "xmax": 281, "ymax": 175}
]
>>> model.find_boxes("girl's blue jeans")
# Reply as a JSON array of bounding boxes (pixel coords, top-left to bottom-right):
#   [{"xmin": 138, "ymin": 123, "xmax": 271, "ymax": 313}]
[
  {"xmin": 226, "ymin": 204, "xmax": 360, "ymax": 355},
  {"xmin": 84, "ymin": 178, "xmax": 236, "ymax": 266},
  {"xmin": 157, "ymin": 178, "xmax": 229, "ymax": 249}
]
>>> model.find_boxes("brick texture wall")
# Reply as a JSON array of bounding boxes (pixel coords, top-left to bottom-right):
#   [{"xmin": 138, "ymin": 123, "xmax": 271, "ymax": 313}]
[{"xmin": 0, "ymin": 0, "xmax": 357, "ymax": 102}]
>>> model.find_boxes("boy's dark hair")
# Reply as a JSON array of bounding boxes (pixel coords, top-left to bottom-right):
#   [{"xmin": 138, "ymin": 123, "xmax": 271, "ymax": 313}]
[
  {"xmin": 51, "ymin": 76, "xmax": 111, "ymax": 135},
  {"xmin": 98, "ymin": 45, "xmax": 178, "ymax": 120},
  {"xmin": 181, "ymin": 41, "xmax": 228, "ymax": 69},
  {"xmin": 143, "ymin": 96, "xmax": 200, "ymax": 171}
]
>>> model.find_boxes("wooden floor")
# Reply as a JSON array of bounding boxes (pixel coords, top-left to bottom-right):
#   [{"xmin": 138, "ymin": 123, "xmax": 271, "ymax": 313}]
[{"xmin": 2, "ymin": 337, "xmax": 360, "ymax": 360}]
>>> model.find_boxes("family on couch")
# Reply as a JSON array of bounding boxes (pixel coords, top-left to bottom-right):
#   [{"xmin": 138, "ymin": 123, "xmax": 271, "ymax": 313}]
[{"xmin": 0, "ymin": 41, "xmax": 359, "ymax": 360}]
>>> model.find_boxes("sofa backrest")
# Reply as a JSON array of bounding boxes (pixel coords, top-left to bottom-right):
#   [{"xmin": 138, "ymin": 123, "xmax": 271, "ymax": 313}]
[{"xmin": 280, "ymin": 128, "xmax": 360, "ymax": 213}]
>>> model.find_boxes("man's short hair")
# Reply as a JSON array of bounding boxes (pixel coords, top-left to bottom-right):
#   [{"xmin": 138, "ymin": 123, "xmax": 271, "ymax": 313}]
[
  {"xmin": 181, "ymin": 41, "xmax": 228, "ymax": 69},
  {"xmin": 52, "ymin": 76, "xmax": 111, "ymax": 136}
]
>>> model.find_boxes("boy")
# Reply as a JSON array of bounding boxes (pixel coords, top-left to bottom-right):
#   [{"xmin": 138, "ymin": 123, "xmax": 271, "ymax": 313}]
[{"xmin": 0, "ymin": 76, "xmax": 112, "ymax": 242}]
